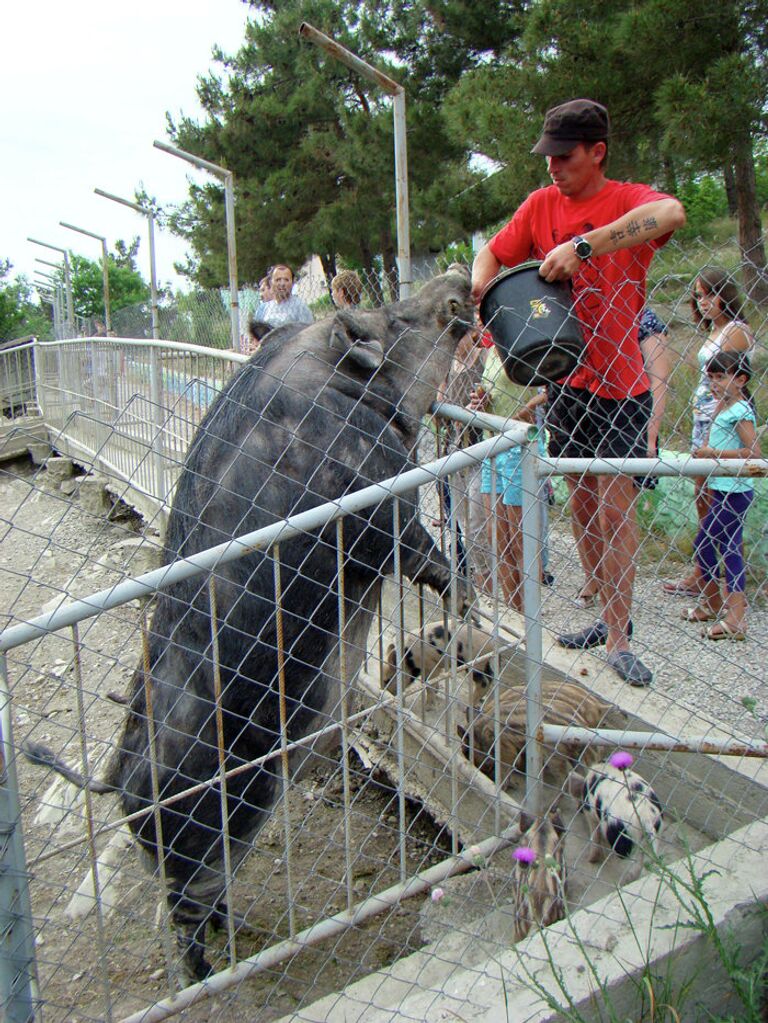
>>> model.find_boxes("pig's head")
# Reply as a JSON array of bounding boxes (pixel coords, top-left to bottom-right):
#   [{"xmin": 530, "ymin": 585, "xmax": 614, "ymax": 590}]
[{"xmin": 327, "ymin": 265, "xmax": 474, "ymax": 444}]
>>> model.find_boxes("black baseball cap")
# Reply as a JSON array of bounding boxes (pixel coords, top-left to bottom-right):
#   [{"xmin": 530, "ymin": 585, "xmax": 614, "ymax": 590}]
[{"xmin": 532, "ymin": 99, "xmax": 610, "ymax": 156}]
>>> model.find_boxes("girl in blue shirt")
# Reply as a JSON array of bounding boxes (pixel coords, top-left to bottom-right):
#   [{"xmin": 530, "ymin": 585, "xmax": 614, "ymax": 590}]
[{"xmin": 683, "ymin": 351, "xmax": 759, "ymax": 640}]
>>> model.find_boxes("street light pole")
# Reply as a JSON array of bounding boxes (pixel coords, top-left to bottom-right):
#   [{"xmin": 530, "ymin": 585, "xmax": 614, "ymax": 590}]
[
  {"xmin": 298, "ymin": 22, "xmax": 412, "ymax": 299},
  {"xmin": 27, "ymin": 238, "xmax": 75, "ymax": 336},
  {"xmin": 94, "ymin": 189, "xmax": 159, "ymax": 339},
  {"xmin": 60, "ymin": 221, "xmax": 112, "ymax": 333},
  {"xmin": 152, "ymin": 140, "xmax": 240, "ymax": 351},
  {"xmin": 34, "ymin": 271, "xmax": 63, "ymax": 338},
  {"xmin": 35, "ymin": 259, "xmax": 69, "ymax": 339}
]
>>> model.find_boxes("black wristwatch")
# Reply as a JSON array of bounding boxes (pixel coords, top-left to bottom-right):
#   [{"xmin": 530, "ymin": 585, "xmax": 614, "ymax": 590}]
[{"xmin": 572, "ymin": 235, "xmax": 592, "ymax": 260}]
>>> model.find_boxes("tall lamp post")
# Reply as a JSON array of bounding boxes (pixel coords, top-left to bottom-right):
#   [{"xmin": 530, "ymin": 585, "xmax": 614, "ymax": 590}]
[
  {"xmin": 153, "ymin": 140, "xmax": 240, "ymax": 351},
  {"xmin": 60, "ymin": 221, "xmax": 112, "ymax": 333},
  {"xmin": 34, "ymin": 274, "xmax": 61, "ymax": 338},
  {"xmin": 34, "ymin": 260, "xmax": 65, "ymax": 335},
  {"xmin": 35, "ymin": 260, "xmax": 69, "ymax": 339},
  {"xmin": 298, "ymin": 22, "xmax": 412, "ymax": 298},
  {"xmin": 94, "ymin": 189, "xmax": 159, "ymax": 339},
  {"xmin": 27, "ymin": 239, "xmax": 75, "ymax": 336}
]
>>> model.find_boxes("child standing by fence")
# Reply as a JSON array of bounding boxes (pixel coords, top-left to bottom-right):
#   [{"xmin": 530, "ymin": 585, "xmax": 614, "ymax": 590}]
[
  {"xmin": 682, "ymin": 351, "xmax": 759, "ymax": 640},
  {"xmin": 468, "ymin": 344, "xmax": 548, "ymax": 611}
]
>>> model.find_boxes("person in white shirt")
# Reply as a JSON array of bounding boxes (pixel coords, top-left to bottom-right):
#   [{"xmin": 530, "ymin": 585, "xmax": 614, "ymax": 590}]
[{"xmin": 259, "ymin": 264, "xmax": 313, "ymax": 328}]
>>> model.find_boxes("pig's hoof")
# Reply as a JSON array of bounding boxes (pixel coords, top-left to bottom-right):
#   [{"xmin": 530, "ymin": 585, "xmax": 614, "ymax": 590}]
[
  {"xmin": 177, "ymin": 933, "xmax": 215, "ymax": 984},
  {"xmin": 183, "ymin": 952, "xmax": 214, "ymax": 985},
  {"xmin": 210, "ymin": 902, "xmax": 253, "ymax": 934}
]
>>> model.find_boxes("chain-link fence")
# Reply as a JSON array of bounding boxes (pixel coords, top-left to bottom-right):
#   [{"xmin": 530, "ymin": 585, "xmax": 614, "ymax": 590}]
[{"xmin": 1, "ymin": 250, "xmax": 767, "ymax": 1023}]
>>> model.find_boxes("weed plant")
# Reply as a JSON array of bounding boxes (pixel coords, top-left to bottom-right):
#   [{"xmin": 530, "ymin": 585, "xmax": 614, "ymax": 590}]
[{"xmin": 509, "ymin": 839, "xmax": 768, "ymax": 1022}]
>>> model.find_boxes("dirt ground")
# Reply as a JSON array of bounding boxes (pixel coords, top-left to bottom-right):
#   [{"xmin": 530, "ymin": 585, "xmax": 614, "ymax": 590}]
[{"xmin": 2, "ymin": 456, "xmax": 457, "ymax": 1023}]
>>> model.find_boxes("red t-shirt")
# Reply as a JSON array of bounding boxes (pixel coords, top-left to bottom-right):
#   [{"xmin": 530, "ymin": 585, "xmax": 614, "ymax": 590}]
[{"xmin": 489, "ymin": 180, "xmax": 673, "ymax": 399}]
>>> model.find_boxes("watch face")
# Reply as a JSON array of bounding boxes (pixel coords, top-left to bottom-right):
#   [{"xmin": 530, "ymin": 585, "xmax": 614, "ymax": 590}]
[{"xmin": 574, "ymin": 237, "xmax": 592, "ymax": 259}]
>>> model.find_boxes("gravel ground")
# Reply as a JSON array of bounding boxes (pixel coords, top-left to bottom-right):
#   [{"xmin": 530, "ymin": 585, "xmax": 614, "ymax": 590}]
[{"xmin": 531, "ymin": 508, "xmax": 768, "ymax": 743}]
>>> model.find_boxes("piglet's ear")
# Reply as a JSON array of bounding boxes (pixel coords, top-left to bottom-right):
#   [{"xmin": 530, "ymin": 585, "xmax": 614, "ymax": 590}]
[{"xmin": 329, "ymin": 313, "xmax": 384, "ymax": 374}]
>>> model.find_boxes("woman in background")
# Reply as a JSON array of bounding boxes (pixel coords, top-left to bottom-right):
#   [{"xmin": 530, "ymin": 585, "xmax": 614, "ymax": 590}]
[{"xmin": 468, "ymin": 346, "xmax": 545, "ymax": 611}]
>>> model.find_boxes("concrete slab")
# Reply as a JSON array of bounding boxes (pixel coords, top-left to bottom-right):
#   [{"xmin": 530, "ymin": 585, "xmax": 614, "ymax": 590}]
[
  {"xmin": 275, "ymin": 818, "xmax": 768, "ymax": 1023},
  {"xmin": 0, "ymin": 416, "xmax": 47, "ymax": 463}
]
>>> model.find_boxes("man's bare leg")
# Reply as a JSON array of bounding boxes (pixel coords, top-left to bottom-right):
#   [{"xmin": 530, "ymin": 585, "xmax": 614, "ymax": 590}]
[
  {"xmin": 567, "ymin": 475, "xmax": 603, "ymax": 596},
  {"xmin": 597, "ymin": 474, "xmax": 638, "ymax": 655}
]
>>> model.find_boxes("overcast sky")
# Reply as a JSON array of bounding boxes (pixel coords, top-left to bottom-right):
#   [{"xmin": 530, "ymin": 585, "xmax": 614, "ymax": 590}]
[{"xmin": 2, "ymin": 0, "xmax": 253, "ymax": 295}]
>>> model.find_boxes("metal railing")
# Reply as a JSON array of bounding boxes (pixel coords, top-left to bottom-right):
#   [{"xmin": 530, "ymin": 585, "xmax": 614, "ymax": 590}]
[
  {"xmin": 1, "ymin": 332, "xmax": 768, "ymax": 1022},
  {"xmin": 0, "ymin": 340, "xmax": 37, "ymax": 419},
  {"xmin": 33, "ymin": 337, "xmax": 246, "ymax": 518}
]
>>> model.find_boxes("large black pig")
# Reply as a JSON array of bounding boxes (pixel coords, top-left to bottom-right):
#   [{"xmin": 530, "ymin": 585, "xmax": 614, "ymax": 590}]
[{"xmin": 25, "ymin": 267, "xmax": 475, "ymax": 982}]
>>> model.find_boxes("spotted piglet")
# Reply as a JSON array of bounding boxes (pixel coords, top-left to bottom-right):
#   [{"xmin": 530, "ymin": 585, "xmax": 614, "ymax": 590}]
[{"xmin": 569, "ymin": 755, "xmax": 663, "ymax": 878}]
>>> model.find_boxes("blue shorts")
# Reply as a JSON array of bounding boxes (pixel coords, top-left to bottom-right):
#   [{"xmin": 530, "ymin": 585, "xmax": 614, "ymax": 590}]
[
  {"xmin": 481, "ymin": 437, "xmax": 547, "ymax": 505},
  {"xmin": 501, "ymin": 448, "xmax": 524, "ymax": 506},
  {"xmin": 479, "ymin": 452, "xmax": 510, "ymax": 495},
  {"xmin": 501, "ymin": 436, "xmax": 548, "ymax": 507}
]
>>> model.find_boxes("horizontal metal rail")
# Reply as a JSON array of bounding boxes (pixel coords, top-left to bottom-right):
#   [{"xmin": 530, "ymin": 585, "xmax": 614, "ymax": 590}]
[
  {"xmin": 539, "ymin": 724, "xmax": 768, "ymax": 758},
  {"xmin": 36, "ymin": 335, "xmax": 249, "ymax": 365},
  {"xmin": 116, "ymin": 825, "xmax": 520, "ymax": 1023},
  {"xmin": 0, "ymin": 424, "xmax": 533, "ymax": 653},
  {"xmin": 540, "ymin": 455, "xmax": 768, "ymax": 478}
]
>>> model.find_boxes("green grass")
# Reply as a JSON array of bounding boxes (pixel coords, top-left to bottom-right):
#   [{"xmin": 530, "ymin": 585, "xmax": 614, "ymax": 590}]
[{"xmin": 510, "ymin": 843, "xmax": 768, "ymax": 1023}]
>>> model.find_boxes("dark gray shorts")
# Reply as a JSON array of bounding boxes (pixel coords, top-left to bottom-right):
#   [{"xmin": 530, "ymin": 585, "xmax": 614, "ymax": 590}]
[{"xmin": 547, "ymin": 384, "xmax": 652, "ymax": 463}]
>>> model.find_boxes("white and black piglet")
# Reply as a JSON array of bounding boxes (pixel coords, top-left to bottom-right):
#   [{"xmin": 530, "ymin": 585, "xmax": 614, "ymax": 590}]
[{"xmin": 569, "ymin": 753, "xmax": 663, "ymax": 876}]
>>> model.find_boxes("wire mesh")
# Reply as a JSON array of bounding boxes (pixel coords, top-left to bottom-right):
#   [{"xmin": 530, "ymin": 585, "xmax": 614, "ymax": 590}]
[{"xmin": 0, "ymin": 249, "xmax": 767, "ymax": 1023}]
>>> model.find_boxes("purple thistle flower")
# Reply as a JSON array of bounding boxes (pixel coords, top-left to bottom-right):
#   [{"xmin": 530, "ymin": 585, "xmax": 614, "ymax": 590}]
[
  {"xmin": 513, "ymin": 846, "xmax": 537, "ymax": 865},
  {"xmin": 609, "ymin": 750, "xmax": 634, "ymax": 770}
]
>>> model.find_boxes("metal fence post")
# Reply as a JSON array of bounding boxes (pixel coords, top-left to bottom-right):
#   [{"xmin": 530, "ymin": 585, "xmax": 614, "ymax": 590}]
[
  {"xmin": 0, "ymin": 655, "xmax": 38, "ymax": 1023},
  {"xmin": 149, "ymin": 346, "xmax": 167, "ymax": 504},
  {"xmin": 520, "ymin": 438, "xmax": 545, "ymax": 816},
  {"xmin": 30, "ymin": 340, "xmax": 40, "ymax": 415}
]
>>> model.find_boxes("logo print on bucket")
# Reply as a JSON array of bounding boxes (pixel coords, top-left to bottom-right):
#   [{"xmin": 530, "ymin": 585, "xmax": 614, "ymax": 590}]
[{"xmin": 530, "ymin": 299, "xmax": 551, "ymax": 319}]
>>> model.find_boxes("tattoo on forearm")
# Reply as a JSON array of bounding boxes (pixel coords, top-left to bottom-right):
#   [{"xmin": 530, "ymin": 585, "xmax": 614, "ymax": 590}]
[{"xmin": 611, "ymin": 214, "xmax": 660, "ymax": 247}]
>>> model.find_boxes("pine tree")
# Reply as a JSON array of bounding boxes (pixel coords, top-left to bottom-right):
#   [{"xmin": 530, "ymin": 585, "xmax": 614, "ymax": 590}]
[{"xmin": 166, "ymin": 0, "xmax": 505, "ymax": 289}]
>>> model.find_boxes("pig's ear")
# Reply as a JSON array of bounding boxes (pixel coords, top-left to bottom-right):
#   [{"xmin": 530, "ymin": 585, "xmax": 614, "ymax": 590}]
[
  {"xmin": 445, "ymin": 295, "xmax": 467, "ymax": 319},
  {"xmin": 329, "ymin": 314, "xmax": 384, "ymax": 373}
]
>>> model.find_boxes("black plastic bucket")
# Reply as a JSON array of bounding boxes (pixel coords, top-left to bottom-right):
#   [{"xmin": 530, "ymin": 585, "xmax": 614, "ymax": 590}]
[{"xmin": 479, "ymin": 261, "xmax": 585, "ymax": 386}]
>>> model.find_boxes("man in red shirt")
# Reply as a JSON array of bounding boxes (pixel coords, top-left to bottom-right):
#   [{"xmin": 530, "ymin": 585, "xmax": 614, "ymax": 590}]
[{"xmin": 471, "ymin": 99, "xmax": 685, "ymax": 687}]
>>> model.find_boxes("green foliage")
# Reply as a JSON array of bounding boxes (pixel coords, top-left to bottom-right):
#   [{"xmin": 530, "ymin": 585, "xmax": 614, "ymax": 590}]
[
  {"xmin": 678, "ymin": 176, "xmax": 730, "ymax": 237},
  {"xmin": 160, "ymin": 291, "xmax": 231, "ymax": 349},
  {"xmin": 112, "ymin": 236, "xmax": 142, "ymax": 273},
  {"xmin": 434, "ymin": 240, "xmax": 475, "ymax": 271},
  {"xmin": 755, "ymin": 142, "xmax": 768, "ymax": 207},
  {"xmin": 65, "ymin": 252, "xmax": 150, "ymax": 320},
  {"xmin": 163, "ymin": 0, "xmax": 525, "ymax": 287},
  {"xmin": 0, "ymin": 261, "xmax": 52, "ymax": 342}
]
